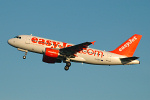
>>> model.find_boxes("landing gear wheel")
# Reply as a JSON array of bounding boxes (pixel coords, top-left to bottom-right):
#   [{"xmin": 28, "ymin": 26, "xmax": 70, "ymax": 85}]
[
  {"xmin": 64, "ymin": 66, "xmax": 69, "ymax": 71},
  {"xmin": 64, "ymin": 62, "xmax": 71, "ymax": 71},
  {"xmin": 23, "ymin": 51, "xmax": 28, "ymax": 59},
  {"xmin": 23, "ymin": 56, "xmax": 26, "ymax": 59},
  {"xmin": 66, "ymin": 62, "xmax": 71, "ymax": 67}
]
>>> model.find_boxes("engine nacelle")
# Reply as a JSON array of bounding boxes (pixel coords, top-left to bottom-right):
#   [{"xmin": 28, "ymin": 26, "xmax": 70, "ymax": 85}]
[
  {"xmin": 45, "ymin": 48, "xmax": 59, "ymax": 58},
  {"xmin": 43, "ymin": 48, "xmax": 61, "ymax": 63}
]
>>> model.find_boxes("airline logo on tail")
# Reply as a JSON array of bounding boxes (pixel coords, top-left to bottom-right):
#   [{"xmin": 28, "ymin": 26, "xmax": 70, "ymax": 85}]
[
  {"xmin": 119, "ymin": 36, "xmax": 137, "ymax": 51},
  {"xmin": 110, "ymin": 34, "xmax": 142, "ymax": 57}
]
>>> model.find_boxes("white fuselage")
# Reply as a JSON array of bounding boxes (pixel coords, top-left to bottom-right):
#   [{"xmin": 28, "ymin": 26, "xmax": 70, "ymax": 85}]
[{"xmin": 8, "ymin": 35, "xmax": 140, "ymax": 65}]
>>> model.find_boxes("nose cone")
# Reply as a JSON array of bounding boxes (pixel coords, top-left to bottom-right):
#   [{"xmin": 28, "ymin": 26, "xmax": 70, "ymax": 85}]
[
  {"xmin": 8, "ymin": 39, "xmax": 11, "ymax": 45},
  {"xmin": 8, "ymin": 39, "xmax": 14, "ymax": 46}
]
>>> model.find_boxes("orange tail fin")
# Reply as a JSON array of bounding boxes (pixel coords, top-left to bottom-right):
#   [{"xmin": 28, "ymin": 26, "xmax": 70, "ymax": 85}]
[{"xmin": 110, "ymin": 34, "xmax": 142, "ymax": 57}]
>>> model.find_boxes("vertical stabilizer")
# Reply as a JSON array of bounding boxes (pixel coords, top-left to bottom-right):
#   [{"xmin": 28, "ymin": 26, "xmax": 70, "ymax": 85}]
[{"xmin": 110, "ymin": 34, "xmax": 142, "ymax": 57}]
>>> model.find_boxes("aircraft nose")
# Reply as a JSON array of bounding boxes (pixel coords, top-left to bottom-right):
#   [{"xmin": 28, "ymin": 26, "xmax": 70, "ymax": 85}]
[
  {"xmin": 8, "ymin": 39, "xmax": 11, "ymax": 44},
  {"xmin": 8, "ymin": 39, "xmax": 14, "ymax": 46}
]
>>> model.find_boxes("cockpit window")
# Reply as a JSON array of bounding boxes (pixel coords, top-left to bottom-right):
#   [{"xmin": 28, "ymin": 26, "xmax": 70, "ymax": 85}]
[
  {"xmin": 14, "ymin": 36, "xmax": 18, "ymax": 38},
  {"xmin": 14, "ymin": 36, "xmax": 21, "ymax": 39}
]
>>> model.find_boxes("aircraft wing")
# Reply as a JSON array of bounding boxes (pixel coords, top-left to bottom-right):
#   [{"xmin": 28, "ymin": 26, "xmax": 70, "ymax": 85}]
[{"xmin": 59, "ymin": 41, "xmax": 95, "ymax": 56}]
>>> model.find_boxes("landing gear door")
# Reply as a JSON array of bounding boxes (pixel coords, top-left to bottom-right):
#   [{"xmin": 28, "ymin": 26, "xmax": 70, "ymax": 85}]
[{"xmin": 26, "ymin": 36, "xmax": 31, "ymax": 44}]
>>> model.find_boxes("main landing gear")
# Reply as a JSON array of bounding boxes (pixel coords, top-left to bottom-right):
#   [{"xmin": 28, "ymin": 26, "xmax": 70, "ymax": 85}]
[
  {"xmin": 64, "ymin": 58, "xmax": 71, "ymax": 71},
  {"xmin": 64, "ymin": 62, "xmax": 71, "ymax": 71}
]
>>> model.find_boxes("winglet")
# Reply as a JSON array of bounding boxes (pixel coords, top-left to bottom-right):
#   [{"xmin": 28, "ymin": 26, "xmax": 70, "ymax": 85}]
[{"xmin": 91, "ymin": 41, "xmax": 96, "ymax": 45}]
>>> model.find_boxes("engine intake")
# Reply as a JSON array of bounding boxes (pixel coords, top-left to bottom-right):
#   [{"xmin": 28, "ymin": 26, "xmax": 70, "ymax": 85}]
[
  {"xmin": 45, "ymin": 48, "xmax": 59, "ymax": 58},
  {"xmin": 42, "ymin": 48, "xmax": 61, "ymax": 63}
]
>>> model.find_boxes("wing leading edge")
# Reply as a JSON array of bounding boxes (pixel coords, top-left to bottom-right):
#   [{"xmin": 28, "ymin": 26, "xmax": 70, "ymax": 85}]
[{"xmin": 59, "ymin": 41, "xmax": 96, "ymax": 56}]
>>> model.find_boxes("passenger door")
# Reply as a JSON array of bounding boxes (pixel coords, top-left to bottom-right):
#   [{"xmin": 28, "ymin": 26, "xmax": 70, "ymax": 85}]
[{"xmin": 25, "ymin": 36, "xmax": 31, "ymax": 44}]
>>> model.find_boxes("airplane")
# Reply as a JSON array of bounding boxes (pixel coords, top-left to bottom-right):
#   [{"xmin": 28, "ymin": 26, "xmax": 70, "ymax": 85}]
[{"xmin": 8, "ymin": 34, "xmax": 142, "ymax": 71}]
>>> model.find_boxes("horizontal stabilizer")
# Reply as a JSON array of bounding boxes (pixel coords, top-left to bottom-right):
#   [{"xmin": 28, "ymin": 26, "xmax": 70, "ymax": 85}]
[{"xmin": 120, "ymin": 56, "xmax": 139, "ymax": 61}]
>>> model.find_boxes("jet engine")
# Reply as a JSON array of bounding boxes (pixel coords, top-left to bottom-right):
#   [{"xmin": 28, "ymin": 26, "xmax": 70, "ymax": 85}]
[
  {"xmin": 45, "ymin": 48, "xmax": 59, "ymax": 58},
  {"xmin": 43, "ymin": 48, "xmax": 61, "ymax": 63}
]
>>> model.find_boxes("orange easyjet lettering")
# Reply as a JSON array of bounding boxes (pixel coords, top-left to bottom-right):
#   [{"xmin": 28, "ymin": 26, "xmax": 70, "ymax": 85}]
[
  {"xmin": 53, "ymin": 41, "xmax": 60, "ymax": 48},
  {"xmin": 31, "ymin": 37, "xmax": 103, "ymax": 58},
  {"xmin": 31, "ymin": 37, "xmax": 38, "ymax": 43},
  {"xmin": 38, "ymin": 39, "xmax": 45, "ymax": 45},
  {"xmin": 45, "ymin": 40, "xmax": 51, "ymax": 46}
]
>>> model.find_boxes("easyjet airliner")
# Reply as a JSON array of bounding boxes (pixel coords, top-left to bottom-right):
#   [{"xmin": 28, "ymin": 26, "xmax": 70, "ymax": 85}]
[{"xmin": 8, "ymin": 34, "xmax": 142, "ymax": 71}]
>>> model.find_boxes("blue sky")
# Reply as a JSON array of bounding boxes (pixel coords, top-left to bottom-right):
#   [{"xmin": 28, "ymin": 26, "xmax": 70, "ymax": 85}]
[{"xmin": 0, "ymin": 0, "xmax": 150, "ymax": 100}]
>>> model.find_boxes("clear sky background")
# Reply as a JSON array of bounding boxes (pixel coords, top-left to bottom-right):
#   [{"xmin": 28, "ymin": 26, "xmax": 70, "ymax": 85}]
[{"xmin": 0, "ymin": 0, "xmax": 150, "ymax": 100}]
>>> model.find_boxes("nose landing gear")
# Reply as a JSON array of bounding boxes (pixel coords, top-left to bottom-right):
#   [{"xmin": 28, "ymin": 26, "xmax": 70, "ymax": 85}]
[
  {"xmin": 17, "ymin": 48, "xmax": 28, "ymax": 59},
  {"xmin": 23, "ymin": 51, "xmax": 28, "ymax": 59},
  {"xmin": 23, "ymin": 56, "xmax": 26, "ymax": 59}
]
